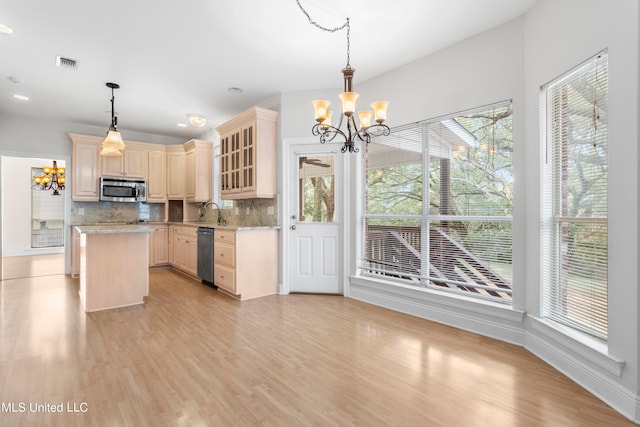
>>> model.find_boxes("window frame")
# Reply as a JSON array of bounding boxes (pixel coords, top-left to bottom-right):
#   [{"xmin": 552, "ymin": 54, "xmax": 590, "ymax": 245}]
[
  {"xmin": 359, "ymin": 100, "xmax": 514, "ymax": 304},
  {"xmin": 540, "ymin": 50, "xmax": 609, "ymax": 340}
]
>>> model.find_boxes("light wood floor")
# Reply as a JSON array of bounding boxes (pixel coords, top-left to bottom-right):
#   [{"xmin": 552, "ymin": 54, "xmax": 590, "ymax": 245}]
[
  {"xmin": 0, "ymin": 269, "xmax": 634, "ymax": 427},
  {"xmin": 1, "ymin": 254, "xmax": 65, "ymax": 280}
]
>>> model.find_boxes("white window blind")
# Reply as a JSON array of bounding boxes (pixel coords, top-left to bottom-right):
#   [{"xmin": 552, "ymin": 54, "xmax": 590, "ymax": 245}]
[
  {"xmin": 541, "ymin": 51, "xmax": 608, "ymax": 339},
  {"xmin": 361, "ymin": 102, "xmax": 513, "ymax": 302}
]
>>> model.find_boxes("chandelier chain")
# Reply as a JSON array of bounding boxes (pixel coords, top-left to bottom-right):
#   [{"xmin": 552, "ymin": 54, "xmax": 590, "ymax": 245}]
[{"xmin": 296, "ymin": 0, "xmax": 351, "ymax": 66}]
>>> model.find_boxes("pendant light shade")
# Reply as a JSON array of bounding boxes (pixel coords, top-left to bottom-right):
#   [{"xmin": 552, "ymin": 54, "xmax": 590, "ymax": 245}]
[{"xmin": 101, "ymin": 82, "xmax": 126, "ymax": 156}]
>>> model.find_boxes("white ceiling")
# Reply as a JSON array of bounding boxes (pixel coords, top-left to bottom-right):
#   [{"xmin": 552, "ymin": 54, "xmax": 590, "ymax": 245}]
[{"xmin": 0, "ymin": 0, "xmax": 538, "ymax": 140}]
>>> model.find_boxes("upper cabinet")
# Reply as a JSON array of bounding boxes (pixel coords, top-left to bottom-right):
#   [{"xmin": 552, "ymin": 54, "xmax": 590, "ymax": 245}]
[
  {"xmin": 69, "ymin": 133, "xmax": 102, "ymax": 202},
  {"xmin": 184, "ymin": 139, "xmax": 212, "ymax": 203},
  {"xmin": 147, "ymin": 147, "xmax": 167, "ymax": 203},
  {"xmin": 101, "ymin": 143, "xmax": 148, "ymax": 178},
  {"xmin": 70, "ymin": 135, "xmax": 212, "ymax": 203},
  {"xmin": 216, "ymin": 107, "xmax": 279, "ymax": 199},
  {"xmin": 166, "ymin": 145, "xmax": 185, "ymax": 199}
]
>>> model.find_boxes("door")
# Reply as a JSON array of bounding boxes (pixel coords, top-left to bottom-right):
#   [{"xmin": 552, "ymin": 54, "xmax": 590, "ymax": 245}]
[{"xmin": 289, "ymin": 144, "xmax": 342, "ymax": 293}]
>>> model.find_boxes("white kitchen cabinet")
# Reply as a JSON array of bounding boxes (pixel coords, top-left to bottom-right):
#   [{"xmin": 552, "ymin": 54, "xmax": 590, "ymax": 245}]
[
  {"xmin": 184, "ymin": 139, "xmax": 212, "ymax": 203},
  {"xmin": 101, "ymin": 143, "xmax": 147, "ymax": 178},
  {"xmin": 71, "ymin": 226, "xmax": 81, "ymax": 277},
  {"xmin": 169, "ymin": 225, "xmax": 197, "ymax": 277},
  {"xmin": 216, "ymin": 107, "xmax": 278, "ymax": 200},
  {"xmin": 213, "ymin": 228, "xmax": 278, "ymax": 300},
  {"xmin": 69, "ymin": 134, "xmax": 102, "ymax": 201},
  {"xmin": 166, "ymin": 146, "xmax": 185, "ymax": 199},
  {"xmin": 149, "ymin": 225, "xmax": 169, "ymax": 267},
  {"xmin": 147, "ymin": 149, "xmax": 167, "ymax": 203}
]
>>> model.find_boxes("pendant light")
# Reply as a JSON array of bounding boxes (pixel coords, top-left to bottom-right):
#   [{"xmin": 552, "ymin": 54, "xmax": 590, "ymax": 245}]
[{"xmin": 100, "ymin": 82, "xmax": 126, "ymax": 156}]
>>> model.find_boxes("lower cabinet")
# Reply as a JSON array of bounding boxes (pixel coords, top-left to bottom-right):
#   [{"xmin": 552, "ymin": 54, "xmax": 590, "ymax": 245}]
[
  {"xmin": 214, "ymin": 228, "xmax": 278, "ymax": 300},
  {"xmin": 169, "ymin": 225, "xmax": 197, "ymax": 276},
  {"xmin": 71, "ymin": 227, "xmax": 81, "ymax": 277},
  {"xmin": 149, "ymin": 225, "xmax": 169, "ymax": 267}
]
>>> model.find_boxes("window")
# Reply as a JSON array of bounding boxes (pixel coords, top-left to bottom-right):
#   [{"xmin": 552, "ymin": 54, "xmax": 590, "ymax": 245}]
[
  {"xmin": 541, "ymin": 52, "xmax": 608, "ymax": 339},
  {"xmin": 361, "ymin": 101, "xmax": 513, "ymax": 303}
]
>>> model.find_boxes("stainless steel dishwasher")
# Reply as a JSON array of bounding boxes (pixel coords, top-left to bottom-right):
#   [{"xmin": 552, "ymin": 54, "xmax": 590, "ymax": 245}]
[{"xmin": 196, "ymin": 227, "xmax": 216, "ymax": 287}]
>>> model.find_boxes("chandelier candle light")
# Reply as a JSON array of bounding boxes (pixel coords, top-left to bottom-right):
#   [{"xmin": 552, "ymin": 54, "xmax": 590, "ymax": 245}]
[
  {"xmin": 33, "ymin": 160, "xmax": 65, "ymax": 195},
  {"xmin": 100, "ymin": 82, "xmax": 126, "ymax": 156},
  {"xmin": 297, "ymin": 0, "xmax": 390, "ymax": 153}
]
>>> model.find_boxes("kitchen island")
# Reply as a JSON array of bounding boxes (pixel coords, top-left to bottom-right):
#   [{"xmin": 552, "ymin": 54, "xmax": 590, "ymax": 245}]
[{"xmin": 74, "ymin": 224, "xmax": 154, "ymax": 312}]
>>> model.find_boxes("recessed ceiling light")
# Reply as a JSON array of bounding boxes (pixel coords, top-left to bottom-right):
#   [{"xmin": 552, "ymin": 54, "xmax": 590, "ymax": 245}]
[
  {"xmin": 0, "ymin": 24, "xmax": 13, "ymax": 34},
  {"xmin": 177, "ymin": 123, "xmax": 187, "ymax": 128},
  {"xmin": 228, "ymin": 87, "xmax": 243, "ymax": 94},
  {"xmin": 13, "ymin": 94, "xmax": 29, "ymax": 101}
]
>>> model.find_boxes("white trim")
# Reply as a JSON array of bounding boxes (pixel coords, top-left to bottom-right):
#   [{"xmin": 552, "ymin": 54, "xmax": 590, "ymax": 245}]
[
  {"xmin": 525, "ymin": 317, "xmax": 636, "ymax": 423},
  {"xmin": 349, "ymin": 275, "xmax": 525, "ymax": 345}
]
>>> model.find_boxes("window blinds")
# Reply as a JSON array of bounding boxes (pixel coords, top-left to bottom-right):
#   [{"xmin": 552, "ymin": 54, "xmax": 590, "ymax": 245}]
[
  {"xmin": 541, "ymin": 51, "xmax": 608, "ymax": 339},
  {"xmin": 361, "ymin": 102, "xmax": 514, "ymax": 302}
]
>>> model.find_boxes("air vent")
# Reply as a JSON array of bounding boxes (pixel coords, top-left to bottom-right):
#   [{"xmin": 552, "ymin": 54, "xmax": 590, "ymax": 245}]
[{"xmin": 56, "ymin": 56, "xmax": 78, "ymax": 70}]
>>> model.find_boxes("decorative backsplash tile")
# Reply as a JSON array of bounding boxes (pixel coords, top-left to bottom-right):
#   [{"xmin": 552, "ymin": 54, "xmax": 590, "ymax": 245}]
[
  {"xmin": 70, "ymin": 197, "xmax": 279, "ymax": 227},
  {"xmin": 70, "ymin": 201, "xmax": 164, "ymax": 224},
  {"xmin": 199, "ymin": 197, "xmax": 278, "ymax": 227}
]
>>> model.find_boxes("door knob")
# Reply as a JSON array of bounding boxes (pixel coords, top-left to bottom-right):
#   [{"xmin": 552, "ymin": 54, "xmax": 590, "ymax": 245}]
[{"xmin": 291, "ymin": 225, "xmax": 297, "ymax": 230}]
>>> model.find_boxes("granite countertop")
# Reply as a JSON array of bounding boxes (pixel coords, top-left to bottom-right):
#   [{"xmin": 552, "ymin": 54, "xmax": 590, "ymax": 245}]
[
  {"xmin": 179, "ymin": 222, "xmax": 281, "ymax": 231},
  {"xmin": 74, "ymin": 224, "xmax": 156, "ymax": 234},
  {"xmin": 71, "ymin": 222, "xmax": 280, "ymax": 231}
]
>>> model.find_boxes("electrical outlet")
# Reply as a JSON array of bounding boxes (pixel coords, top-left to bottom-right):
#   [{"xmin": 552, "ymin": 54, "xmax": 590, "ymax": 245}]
[
  {"xmin": 267, "ymin": 206, "xmax": 275, "ymax": 215},
  {"xmin": 78, "ymin": 208, "xmax": 85, "ymax": 216}
]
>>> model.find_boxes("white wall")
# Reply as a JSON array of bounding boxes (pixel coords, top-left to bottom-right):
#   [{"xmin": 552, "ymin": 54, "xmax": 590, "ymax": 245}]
[
  {"xmin": 279, "ymin": 1, "xmax": 640, "ymax": 422},
  {"xmin": 1, "ymin": 156, "xmax": 66, "ymax": 255}
]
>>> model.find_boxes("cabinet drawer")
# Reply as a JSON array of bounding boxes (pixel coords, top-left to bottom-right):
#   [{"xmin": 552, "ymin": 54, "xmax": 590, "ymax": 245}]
[
  {"xmin": 214, "ymin": 263, "xmax": 236, "ymax": 293},
  {"xmin": 181, "ymin": 226, "xmax": 198, "ymax": 240},
  {"xmin": 214, "ymin": 229, "xmax": 236, "ymax": 244},
  {"xmin": 214, "ymin": 242, "xmax": 235, "ymax": 267}
]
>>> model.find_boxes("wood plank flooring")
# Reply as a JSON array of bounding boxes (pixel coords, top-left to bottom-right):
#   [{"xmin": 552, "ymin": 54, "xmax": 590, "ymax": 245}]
[
  {"xmin": 0, "ymin": 269, "xmax": 634, "ymax": 426},
  {"xmin": 1, "ymin": 254, "xmax": 65, "ymax": 280}
]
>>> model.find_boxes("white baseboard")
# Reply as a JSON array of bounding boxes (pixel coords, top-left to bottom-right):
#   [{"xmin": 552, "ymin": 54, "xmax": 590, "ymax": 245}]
[
  {"xmin": 526, "ymin": 318, "xmax": 638, "ymax": 424},
  {"xmin": 349, "ymin": 275, "xmax": 525, "ymax": 345}
]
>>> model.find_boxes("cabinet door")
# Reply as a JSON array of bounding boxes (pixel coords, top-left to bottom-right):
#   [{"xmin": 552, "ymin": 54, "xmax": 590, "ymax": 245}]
[
  {"xmin": 184, "ymin": 150, "xmax": 195, "ymax": 199},
  {"xmin": 241, "ymin": 123, "xmax": 256, "ymax": 192},
  {"xmin": 124, "ymin": 149, "xmax": 147, "ymax": 178},
  {"xmin": 147, "ymin": 150, "xmax": 167, "ymax": 203},
  {"xmin": 71, "ymin": 139, "xmax": 101, "ymax": 201},
  {"xmin": 220, "ymin": 134, "xmax": 231, "ymax": 195},
  {"xmin": 230, "ymin": 131, "xmax": 242, "ymax": 194},
  {"xmin": 167, "ymin": 152, "xmax": 185, "ymax": 199},
  {"xmin": 150, "ymin": 226, "xmax": 169, "ymax": 266},
  {"xmin": 168, "ymin": 226, "xmax": 176, "ymax": 265},
  {"xmin": 101, "ymin": 155, "xmax": 123, "ymax": 176}
]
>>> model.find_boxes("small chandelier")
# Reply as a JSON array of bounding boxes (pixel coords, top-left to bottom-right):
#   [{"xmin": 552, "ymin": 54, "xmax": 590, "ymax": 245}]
[
  {"xmin": 33, "ymin": 160, "xmax": 65, "ymax": 195},
  {"xmin": 100, "ymin": 82, "xmax": 126, "ymax": 156},
  {"xmin": 298, "ymin": 1, "xmax": 390, "ymax": 153}
]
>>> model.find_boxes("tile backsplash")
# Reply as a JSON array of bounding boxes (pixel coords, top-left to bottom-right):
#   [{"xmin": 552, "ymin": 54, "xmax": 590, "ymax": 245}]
[
  {"xmin": 70, "ymin": 201, "xmax": 164, "ymax": 224},
  {"xmin": 70, "ymin": 197, "xmax": 279, "ymax": 227},
  {"xmin": 199, "ymin": 197, "xmax": 278, "ymax": 227}
]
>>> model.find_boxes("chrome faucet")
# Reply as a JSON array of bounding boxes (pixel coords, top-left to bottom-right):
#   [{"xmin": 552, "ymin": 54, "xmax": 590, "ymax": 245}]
[{"xmin": 203, "ymin": 201, "xmax": 226, "ymax": 226}]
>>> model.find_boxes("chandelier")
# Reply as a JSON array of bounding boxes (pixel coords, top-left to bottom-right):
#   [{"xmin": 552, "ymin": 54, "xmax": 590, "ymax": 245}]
[
  {"xmin": 32, "ymin": 160, "xmax": 65, "ymax": 195},
  {"xmin": 297, "ymin": 1, "xmax": 390, "ymax": 153},
  {"xmin": 100, "ymin": 82, "xmax": 126, "ymax": 156}
]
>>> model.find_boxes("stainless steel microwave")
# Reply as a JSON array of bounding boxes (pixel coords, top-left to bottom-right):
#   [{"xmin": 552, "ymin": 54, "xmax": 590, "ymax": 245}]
[{"xmin": 100, "ymin": 177, "xmax": 147, "ymax": 202}]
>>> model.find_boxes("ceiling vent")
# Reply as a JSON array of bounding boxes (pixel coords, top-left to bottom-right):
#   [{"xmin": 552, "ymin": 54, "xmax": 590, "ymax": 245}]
[{"xmin": 56, "ymin": 56, "xmax": 78, "ymax": 70}]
